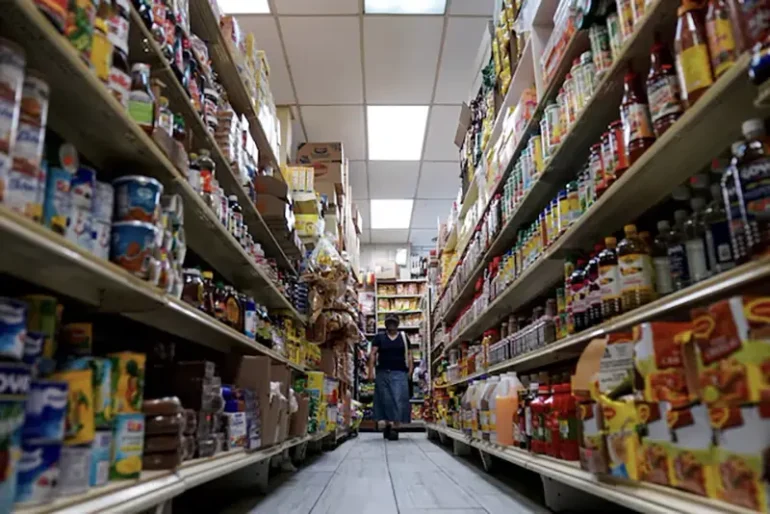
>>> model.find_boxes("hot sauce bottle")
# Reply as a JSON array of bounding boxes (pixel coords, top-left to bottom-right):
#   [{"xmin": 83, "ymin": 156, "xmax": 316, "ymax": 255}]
[
  {"xmin": 647, "ymin": 35, "xmax": 683, "ymax": 138},
  {"xmin": 599, "ymin": 236, "xmax": 622, "ymax": 319},
  {"xmin": 620, "ymin": 67, "xmax": 656, "ymax": 166},
  {"xmin": 675, "ymin": 0, "xmax": 715, "ymax": 108}
]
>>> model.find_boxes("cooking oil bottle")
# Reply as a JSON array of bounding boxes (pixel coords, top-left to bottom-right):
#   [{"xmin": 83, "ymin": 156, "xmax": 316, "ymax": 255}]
[{"xmin": 618, "ymin": 224, "xmax": 656, "ymax": 312}]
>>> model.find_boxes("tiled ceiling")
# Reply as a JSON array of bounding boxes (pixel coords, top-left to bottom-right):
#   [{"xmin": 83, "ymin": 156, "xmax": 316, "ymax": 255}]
[{"xmin": 237, "ymin": 0, "xmax": 495, "ymax": 246}]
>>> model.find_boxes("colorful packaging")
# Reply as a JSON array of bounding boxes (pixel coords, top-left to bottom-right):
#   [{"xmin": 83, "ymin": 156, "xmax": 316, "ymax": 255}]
[
  {"xmin": 14, "ymin": 440, "xmax": 61, "ymax": 505},
  {"xmin": 226, "ymin": 412, "xmax": 247, "ymax": 448},
  {"xmin": 668, "ymin": 404, "xmax": 717, "ymax": 498},
  {"xmin": 634, "ymin": 322, "xmax": 698, "ymax": 408},
  {"xmin": 63, "ymin": 357, "xmax": 112, "ymax": 428},
  {"xmin": 22, "ymin": 379, "xmax": 67, "ymax": 442},
  {"xmin": 110, "ymin": 413, "xmax": 145, "ymax": 480},
  {"xmin": 60, "ymin": 322, "xmax": 92, "ymax": 356},
  {"xmin": 22, "ymin": 331, "xmax": 44, "ymax": 371},
  {"xmin": 692, "ymin": 296, "xmax": 770, "ymax": 406},
  {"xmin": 92, "ymin": 180, "xmax": 113, "ymax": 223},
  {"xmin": 109, "ymin": 352, "xmax": 145, "ymax": 414},
  {"xmin": 65, "ymin": 207, "xmax": 93, "ymax": 252},
  {"xmin": 90, "ymin": 430, "xmax": 111, "ymax": 487},
  {"xmin": 56, "ymin": 444, "xmax": 91, "ymax": 496},
  {"xmin": 598, "ymin": 332, "xmax": 635, "ymax": 393},
  {"xmin": 0, "ymin": 362, "xmax": 31, "ymax": 512},
  {"xmin": 52, "ymin": 369, "xmax": 94, "ymax": 445},
  {"xmin": 637, "ymin": 401, "xmax": 673, "ymax": 486},
  {"xmin": 110, "ymin": 221, "xmax": 158, "ymax": 279},
  {"xmin": 600, "ymin": 395, "xmax": 641, "ymax": 480},
  {"xmin": 41, "ymin": 166, "xmax": 72, "ymax": 235},
  {"xmin": 69, "ymin": 165, "xmax": 95, "ymax": 211},
  {"xmin": 92, "ymin": 220, "xmax": 111, "ymax": 260},
  {"xmin": 112, "ymin": 175, "xmax": 163, "ymax": 223},
  {"xmin": 0, "ymin": 297, "xmax": 27, "ymax": 361},
  {"xmin": 21, "ymin": 295, "xmax": 57, "ymax": 360}
]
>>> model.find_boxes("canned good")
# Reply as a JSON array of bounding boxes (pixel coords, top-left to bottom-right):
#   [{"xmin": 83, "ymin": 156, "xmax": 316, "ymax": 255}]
[
  {"xmin": 0, "ymin": 362, "xmax": 31, "ymax": 512},
  {"xmin": 113, "ymin": 175, "xmax": 163, "ymax": 223},
  {"xmin": 21, "ymin": 295, "xmax": 57, "ymax": 360},
  {"xmin": 90, "ymin": 430, "xmax": 111, "ymax": 487},
  {"xmin": 57, "ymin": 444, "xmax": 91, "ymax": 496},
  {"xmin": 23, "ymin": 379, "xmax": 68, "ymax": 442},
  {"xmin": 15, "ymin": 440, "xmax": 61, "ymax": 506},
  {"xmin": 110, "ymin": 221, "xmax": 158, "ymax": 279}
]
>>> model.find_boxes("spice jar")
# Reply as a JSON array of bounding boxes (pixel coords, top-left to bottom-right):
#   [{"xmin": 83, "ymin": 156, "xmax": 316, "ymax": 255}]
[
  {"xmin": 609, "ymin": 120, "xmax": 629, "ymax": 176},
  {"xmin": 675, "ymin": 0, "xmax": 714, "ymax": 108},
  {"xmin": 705, "ymin": 0, "xmax": 738, "ymax": 78},
  {"xmin": 620, "ymin": 67, "xmax": 655, "ymax": 165},
  {"xmin": 647, "ymin": 35, "xmax": 683, "ymax": 138}
]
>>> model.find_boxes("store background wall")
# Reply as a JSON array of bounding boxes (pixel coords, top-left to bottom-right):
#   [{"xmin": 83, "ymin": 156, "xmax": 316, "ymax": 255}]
[{"xmin": 361, "ymin": 244, "xmax": 432, "ymax": 270}]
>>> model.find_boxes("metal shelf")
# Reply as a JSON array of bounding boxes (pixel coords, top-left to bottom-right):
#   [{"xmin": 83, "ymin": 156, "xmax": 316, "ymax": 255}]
[
  {"xmin": 15, "ymin": 435, "xmax": 316, "ymax": 514},
  {"xmin": 0, "ymin": 208, "xmax": 306, "ymax": 372},
  {"xmin": 426, "ymin": 424, "xmax": 751, "ymax": 514}
]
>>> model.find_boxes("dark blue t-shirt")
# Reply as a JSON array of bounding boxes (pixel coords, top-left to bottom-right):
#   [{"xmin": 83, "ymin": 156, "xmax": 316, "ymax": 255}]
[{"xmin": 373, "ymin": 332, "xmax": 408, "ymax": 372}]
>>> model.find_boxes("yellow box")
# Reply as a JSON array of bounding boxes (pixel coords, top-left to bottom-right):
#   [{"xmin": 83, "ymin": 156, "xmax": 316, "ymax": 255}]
[
  {"xmin": 307, "ymin": 371, "xmax": 325, "ymax": 392},
  {"xmin": 109, "ymin": 352, "xmax": 146, "ymax": 414},
  {"xmin": 53, "ymin": 369, "xmax": 95, "ymax": 446}
]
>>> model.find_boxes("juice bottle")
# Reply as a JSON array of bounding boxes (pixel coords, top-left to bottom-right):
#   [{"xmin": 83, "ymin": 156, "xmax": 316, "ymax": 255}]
[
  {"xmin": 620, "ymin": 67, "xmax": 656, "ymax": 165},
  {"xmin": 531, "ymin": 383, "xmax": 549, "ymax": 454},
  {"xmin": 652, "ymin": 221, "xmax": 674, "ymax": 296},
  {"xmin": 480, "ymin": 377, "xmax": 500, "ymax": 442},
  {"xmin": 722, "ymin": 140, "xmax": 749, "ymax": 263},
  {"xmin": 586, "ymin": 244, "xmax": 604, "ymax": 328},
  {"xmin": 705, "ymin": 0, "xmax": 738, "ymax": 78},
  {"xmin": 470, "ymin": 380, "xmax": 486, "ymax": 439},
  {"xmin": 495, "ymin": 373, "xmax": 520, "ymax": 446},
  {"xmin": 647, "ymin": 33, "xmax": 683, "ymax": 138},
  {"xmin": 675, "ymin": 0, "xmax": 714, "ymax": 108},
  {"xmin": 460, "ymin": 384, "xmax": 474, "ymax": 436},
  {"xmin": 599, "ymin": 237, "xmax": 622, "ymax": 319},
  {"xmin": 569, "ymin": 258, "xmax": 588, "ymax": 333},
  {"xmin": 736, "ymin": 119, "xmax": 770, "ymax": 257},
  {"xmin": 618, "ymin": 224, "xmax": 655, "ymax": 312},
  {"xmin": 668, "ymin": 210, "xmax": 692, "ymax": 290},
  {"xmin": 555, "ymin": 379, "xmax": 579, "ymax": 461}
]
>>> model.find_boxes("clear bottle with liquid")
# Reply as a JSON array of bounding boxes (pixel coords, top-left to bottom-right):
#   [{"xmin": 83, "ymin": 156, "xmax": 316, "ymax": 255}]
[
  {"xmin": 722, "ymin": 141, "xmax": 748, "ymax": 263},
  {"xmin": 586, "ymin": 244, "xmax": 604, "ymax": 328},
  {"xmin": 684, "ymin": 197, "xmax": 711, "ymax": 283},
  {"xmin": 704, "ymin": 182, "xmax": 736, "ymax": 273},
  {"xmin": 568, "ymin": 258, "xmax": 588, "ymax": 333},
  {"xmin": 618, "ymin": 224, "xmax": 656, "ymax": 312},
  {"xmin": 599, "ymin": 237, "xmax": 622, "ymax": 319},
  {"xmin": 736, "ymin": 119, "xmax": 770, "ymax": 258},
  {"xmin": 652, "ymin": 221, "xmax": 675, "ymax": 296},
  {"xmin": 667, "ymin": 210, "xmax": 692, "ymax": 291}
]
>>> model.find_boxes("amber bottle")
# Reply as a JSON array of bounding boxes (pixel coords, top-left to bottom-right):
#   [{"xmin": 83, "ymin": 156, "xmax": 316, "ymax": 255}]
[
  {"xmin": 621, "ymin": 67, "xmax": 656, "ymax": 166},
  {"xmin": 647, "ymin": 35, "xmax": 683, "ymax": 138},
  {"xmin": 599, "ymin": 236, "xmax": 622, "ymax": 319},
  {"xmin": 617, "ymin": 224, "xmax": 656, "ymax": 312},
  {"xmin": 675, "ymin": 0, "xmax": 715, "ymax": 108},
  {"xmin": 705, "ymin": 0, "xmax": 738, "ymax": 78}
]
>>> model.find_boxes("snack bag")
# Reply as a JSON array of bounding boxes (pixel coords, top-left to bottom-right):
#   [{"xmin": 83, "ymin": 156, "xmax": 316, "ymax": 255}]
[
  {"xmin": 637, "ymin": 401, "xmax": 673, "ymax": 486},
  {"xmin": 692, "ymin": 296, "xmax": 770, "ymax": 407},
  {"xmin": 712, "ymin": 404, "xmax": 770, "ymax": 512},
  {"xmin": 668, "ymin": 404, "xmax": 717, "ymax": 498},
  {"xmin": 600, "ymin": 394, "xmax": 642, "ymax": 480},
  {"xmin": 634, "ymin": 322, "xmax": 698, "ymax": 408}
]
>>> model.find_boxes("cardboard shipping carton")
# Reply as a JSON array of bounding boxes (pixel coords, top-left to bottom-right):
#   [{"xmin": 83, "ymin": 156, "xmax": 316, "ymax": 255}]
[{"xmin": 224, "ymin": 355, "xmax": 280, "ymax": 449}]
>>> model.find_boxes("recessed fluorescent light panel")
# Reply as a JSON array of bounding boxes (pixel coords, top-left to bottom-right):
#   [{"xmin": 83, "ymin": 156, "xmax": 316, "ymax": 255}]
[
  {"xmin": 218, "ymin": 0, "xmax": 270, "ymax": 14},
  {"xmin": 365, "ymin": 0, "xmax": 447, "ymax": 14},
  {"xmin": 370, "ymin": 199, "xmax": 414, "ymax": 229},
  {"xmin": 367, "ymin": 106, "xmax": 429, "ymax": 160}
]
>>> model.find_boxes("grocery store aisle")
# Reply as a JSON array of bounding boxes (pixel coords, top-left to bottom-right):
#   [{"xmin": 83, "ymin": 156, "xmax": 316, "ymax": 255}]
[{"xmin": 220, "ymin": 433, "xmax": 549, "ymax": 514}]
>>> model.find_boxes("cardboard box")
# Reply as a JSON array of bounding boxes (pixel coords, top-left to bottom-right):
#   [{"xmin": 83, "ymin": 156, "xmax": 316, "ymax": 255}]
[
  {"xmin": 320, "ymin": 348, "xmax": 336, "ymax": 376},
  {"xmin": 297, "ymin": 142, "xmax": 344, "ymax": 164},
  {"xmin": 315, "ymin": 181, "xmax": 337, "ymax": 206},
  {"xmin": 225, "ymin": 355, "xmax": 279, "ymax": 449},
  {"xmin": 254, "ymin": 175, "xmax": 290, "ymax": 201},
  {"xmin": 255, "ymin": 194, "xmax": 292, "ymax": 221},
  {"xmin": 290, "ymin": 394, "xmax": 310, "ymax": 438},
  {"xmin": 313, "ymin": 162, "xmax": 344, "ymax": 189}
]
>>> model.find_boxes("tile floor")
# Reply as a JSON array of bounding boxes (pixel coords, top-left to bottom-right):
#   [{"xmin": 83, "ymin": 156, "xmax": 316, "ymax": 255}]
[{"xmin": 221, "ymin": 433, "xmax": 550, "ymax": 514}]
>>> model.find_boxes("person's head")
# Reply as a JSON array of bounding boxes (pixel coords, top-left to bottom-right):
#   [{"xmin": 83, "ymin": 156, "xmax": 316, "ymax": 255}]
[{"xmin": 384, "ymin": 314, "xmax": 399, "ymax": 334}]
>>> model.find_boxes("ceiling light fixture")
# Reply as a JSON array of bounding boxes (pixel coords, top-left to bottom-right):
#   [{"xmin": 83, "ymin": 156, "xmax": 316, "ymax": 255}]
[
  {"xmin": 365, "ymin": 0, "xmax": 447, "ymax": 14},
  {"xmin": 367, "ymin": 106, "xmax": 429, "ymax": 161},
  {"xmin": 370, "ymin": 199, "xmax": 414, "ymax": 229},
  {"xmin": 218, "ymin": 0, "xmax": 270, "ymax": 14}
]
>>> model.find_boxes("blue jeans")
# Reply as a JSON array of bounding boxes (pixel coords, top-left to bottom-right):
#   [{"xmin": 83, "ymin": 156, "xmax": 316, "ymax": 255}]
[{"xmin": 373, "ymin": 369, "xmax": 411, "ymax": 423}]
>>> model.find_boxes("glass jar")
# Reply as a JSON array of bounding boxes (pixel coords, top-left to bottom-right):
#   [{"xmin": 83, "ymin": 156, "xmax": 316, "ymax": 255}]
[
  {"xmin": 128, "ymin": 63, "xmax": 155, "ymax": 134},
  {"xmin": 182, "ymin": 268, "xmax": 204, "ymax": 309},
  {"xmin": 589, "ymin": 23, "xmax": 613, "ymax": 80},
  {"xmin": 589, "ymin": 143, "xmax": 606, "ymax": 199}
]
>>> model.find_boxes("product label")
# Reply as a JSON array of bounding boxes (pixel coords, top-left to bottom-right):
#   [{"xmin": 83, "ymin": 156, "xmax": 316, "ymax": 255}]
[
  {"xmin": 619, "ymin": 253, "xmax": 654, "ymax": 295},
  {"xmin": 677, "ymin": 44, "xmax": 714, "ymax": 95},
  {"xmin": 622, "ymin": 102, "xmax": 654, "ymax": 145},
  {"xmin": 127, "ymin": 98, "xmax": 153, "ymax": 128},
  {"xmin": 107, "ymin": 14, "xmax": 129, "ymax": 54},
  {"xmin": 652, "ymin": 257, "xmax": 674, "ymax": 295},
  {"xmin": 739, "ymin": 159, "xmax": 770, "ymax": 250},
  {"xmin": 108, "ymin": 68, "xmax": 130, "ymax": 110},
  {"xmin": 667, "ymin": 243, "xmax": 691, "ymax": 288},
  {"xmin": 648, "ymin": 74, "xmax": 682, "ymax": 126},
  {"xmin": 599, "ymin": 263, "xmax": 621, "ymax": 299},
  {"xmin": 706, "ymin": 18, "xmax": 736, "ymax": 77},
  {"xmin": 618, "ymin": 0, "xmax": 635, "ymax": 38},
  {"xmin": 705, "ymin": 220, "xmax": 736, "ymax": 272}
]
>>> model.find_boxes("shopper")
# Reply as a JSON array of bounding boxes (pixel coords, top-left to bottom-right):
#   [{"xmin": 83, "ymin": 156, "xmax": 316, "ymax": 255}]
[{"xmin": 369, "ymin": 314, "xmax": 412, "ymax": 440}]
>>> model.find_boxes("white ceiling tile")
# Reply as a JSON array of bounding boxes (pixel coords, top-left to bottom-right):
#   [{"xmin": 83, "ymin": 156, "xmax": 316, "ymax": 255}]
[
  {"xmin": 350, "ymin": 161, "xmax": 368, "ymax": 199},
  {"xmin": 360, "ymin": 229, "xmax": 371, "ymax": 244},
  {"xmin": 300, "ymin": 106, "xmax": 366, "ymax": 160},
  {"xmin": 357, "ymin": 200, "xmax": 370, "ymax": 229},
  {"xmin": 434, "ymin": 17, "xmax": 488, "ymax": 104},
  {"xmin": 409, "ymin": 228, "xmax": 437, "ymax": 246},
  {"xmin": 417, "ymin": 162, "xmax": 460, "ymax": 199},
  {"xmin": 371, "ymin": 229, "xmax": 409, "ymax": 244},
  {"xmin": 423, "ymin": 105, "xmax": 461, "ymax": 161},
  {"xmin": 290, "ymin": 107, "xmax": 305, "ymax": 148},
  {"xmin": 364, "ymin": 17, "xmax": 443, "ymax": 104},
  {"xmin": 411, "ymin": 198, "xmax": 451, "ymax": 229},
  {"xmin": 449, "ymin": 0, "xmax": 496, "ymax": 15},
  {"xmin": 367, "ymin": 161, "xmax": 419, "ymax": 198},
  {"xmin": 236, "ymin": 16, "xmax": 295, "ymax": 105},
  {"xmin": 274, "ymin": 0, "xmax": 358, "ymax": 14},
  {"xmin": 281, "ymin": 17, "xmax": 363, "ymax": 104}
]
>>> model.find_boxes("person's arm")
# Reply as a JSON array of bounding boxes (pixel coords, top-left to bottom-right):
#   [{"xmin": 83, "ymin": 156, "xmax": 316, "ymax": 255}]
[
  {"xmin": 405, "ymin": 334, "xmax": 413, "ymax": 377},
  {"xmin": 368, "ymin": 340, "xmax": 378, "ymax": 380}
]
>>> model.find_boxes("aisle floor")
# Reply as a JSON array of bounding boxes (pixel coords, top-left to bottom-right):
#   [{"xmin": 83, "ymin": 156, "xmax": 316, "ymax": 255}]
[{"xmin": 224, "ymin": 433, "xmax": 549, "ymax": 514}]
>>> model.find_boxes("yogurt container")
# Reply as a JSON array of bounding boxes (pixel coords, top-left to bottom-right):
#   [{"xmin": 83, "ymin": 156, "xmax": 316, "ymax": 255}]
[
  {"xmin": 0, "ymin": 362, "xmax": 32, "ymax": 513},
  {"xmin": 22, "ymin": 379, "xmax": 67, "ymax": 442},
  {"xmin": 92, "ymin": 180, "xmax": 114, "ymax": 223},
  {"xmin": 89, "ymin": 430, "xmax": 111, "ymax": 487},
  {"xmin": 111, "ymin": 413, "xmax": 145, "ymax": 480},
  {"xmin": 69, "ymin": 165, "xmax": 95, "ymax": 211},
  {"xmin": 15, "ymin": 440, "xmax": 61, "ymax": 506},
  {"xmin": 0, "ymin": 297, "xmax": 27, "ymax": 361},
  {"xmin": 41, "ymin": 166, "xmax": 72, "ymax": 235},
  {"xmin": 56, "ymin": 444, "xmax": 91, "ymax": 496},
  {"xmin": 113, "ymin": 175, "xmax": 163, "ymax": 223},
  {"xmin": 110, "ymin": 221, "xmax": 158, "ymax": 279}
]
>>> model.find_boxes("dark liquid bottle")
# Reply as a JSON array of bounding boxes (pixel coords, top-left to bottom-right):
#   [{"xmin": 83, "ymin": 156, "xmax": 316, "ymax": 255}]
[
  {"xmin": 722, "ymin": 141, "xmax": 750, "ymax": 263},
  {"xmin": 586, "ymin": 244, "xmax": 604, "ymax": 328},
  {"xmin": 736, "ymin": 119, "xmax": 770, "ymax": 258},
  {"xmin": 704, "ymin": 182, "xmax": 736, "ymax": 273},
  {"xmin": 618, "ymin": 224, "xmax": 656, "ymax": 312},
  {"xmin": 621, "ymin": 67, "xmax": 656, "ymax": 166},
  {"xmin": 569, "ymin": 258, "xmax": 588, "ymax": 333},
  {"xmin": 647, "ymin": 34, "xmax": 683, "ymax": 138},
  {"xmin": 599, "ymin": 237, "xmax": 622, "ymax": 319}
]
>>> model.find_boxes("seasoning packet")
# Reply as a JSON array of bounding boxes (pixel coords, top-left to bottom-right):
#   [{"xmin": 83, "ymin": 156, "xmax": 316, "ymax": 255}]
[
  {"xmin": 600, "ymin": 394, "xmax": 642, "ymax": 480},
  {"xmin": 691, "ymin": 296, "xmax": 770, "ymax": 407},
  {"xmin": 637, "ymin": 401, "xmax": 673, "ymax": 487},
  {"xmin": 667, "ymin": 404, "xmax": 717, "ymax": 498}
]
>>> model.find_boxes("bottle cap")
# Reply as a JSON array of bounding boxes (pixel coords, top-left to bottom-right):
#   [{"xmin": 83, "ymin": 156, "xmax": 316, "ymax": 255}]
[
  {"xmin": 742, "ymin": 119, "xmax": 765, "ymax": 138},
  {"xmin": 624, "ymin": 224, "xmax": 637, "ymax": 234},
  {"xmin": 604, "ymin": 236, "xmax": 617, "ymax": 246}
]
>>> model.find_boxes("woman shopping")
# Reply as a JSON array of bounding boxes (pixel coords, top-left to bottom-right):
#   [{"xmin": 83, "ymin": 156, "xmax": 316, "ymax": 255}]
[{"xmin": 369, "ymin": 314, "xmax": 412, "ymax": 440}]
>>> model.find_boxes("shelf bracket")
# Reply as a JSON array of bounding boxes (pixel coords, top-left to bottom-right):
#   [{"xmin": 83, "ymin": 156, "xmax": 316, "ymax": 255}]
[
  {"xmin": 254, "ymin": 458, "xmax": 271, "ymax": 493},
  {"xmin": 478, "ymin": 448, "xmax": 493, "ymax": 473},
  {"xmin": 540, "ymin": 476, "xmax": 607, "ymax": 512},
  {"xmin": 453, "ymin": 438, "xmax": 471, "ymax": 457}
]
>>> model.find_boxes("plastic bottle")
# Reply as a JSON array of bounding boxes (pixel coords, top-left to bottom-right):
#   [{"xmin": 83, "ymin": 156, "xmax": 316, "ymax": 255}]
[
  {"xmin": 705, "ymin": 183, "xmax": 736, "ymax": 273},
  {"xmin": 668, "ymin": 210, "xmax": 692, "ymax": 290},
  {"xmin": 599, "ymin": 237, "xmax": 622, "ymax": 319},
  {"xmin": 554, "ymin": 379, "xmax": 579, "ymax": 461},
  {"xmin": 647, "ymin": 33, "xmax": 684, "ymax": 138},
  {"xmin": 722, "ymin": 141, "xmax": 749, "ymax": 263},
  {"xmin": 461, "ymin": 384, "xmax": 474, "ymax": 436},
  {"xmin": 586, "ymin": 244, "xmax": 604, "ymax": 328},
  {"xmin": 523, "ymin": 374, "xmax": 539, "ymax": 450},
  {"xmin": 736, "ymin": 119, "xmax": 770, "ymax": 258},
  {"xmin": 618, "ymin": 224, "xmax": 655, "ymax": 312},
  {"xmin": 705, "ymin": 0, "xmax": 738, "ymax": 78},
  {"xmin": 481, "ymin": 376, "xmax": 501, "ymax": 441},
  {"xmin": 495, "ymin": 373, "xmax": 520, "ymax": 446},
  {"xmin": 531, "ymin": 383, "xmax": 549, "ymax": 454},
  {"xmin": 228, "ymin": 195, "xmax": 243, "ymax": 242},
  {"xmin": 652, "ymin": 221, "xmax": 675, "ymax": 296},
  {"xmin": 568, "ymin": 258, "xmax": 588, "ymax": 333},
  {"xmin": 244, "ymin": 296, "xmax": 257, "ymax": 339},
  {"xmin": 470, "ymin": 380, "xmax": 486, "ymax": 439},
  {"xmin": 684, "ymin": 197, "xmax": 711, "ymax": 283},
  {"xmin": 675, "ymin": 0, "xmax": 715, "ymax": 108},
  {"xmin": 620, "ymin": 67, "xmax": 656, "ymax": 165},
  {"xmin": 544, "ymin": 381, "xmax": 560, "ymax": 458}
]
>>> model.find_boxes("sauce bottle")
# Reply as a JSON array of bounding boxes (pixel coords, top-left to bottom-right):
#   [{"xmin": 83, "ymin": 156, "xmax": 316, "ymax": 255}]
[
  {"xmin": 618, "ymin": 224, "xmax": 655, "ymax": 312},
  {"xmin": 705, "ymin": 0, "xmax": 738, "ymax": 78},
  {"xmin": 523, "ymin": 375, "xmax": 539, "ymax": 450},
  {"xmin": 599, "ymin": 237, "xmax": 622, "ymax": 319},
  {"xmin": 201, "ymin": 270, "xmax": 215, "ymax": 315},
  {"xmin": 128, "ymin": 63, "xmax": 155, "ymax": 135},
  {"xmin": 569, "ymin": 258, "xmax": 588, "ymax": 333},
  {"xmin": 590, "ymin": 144, "xmax": 606, "ymax": 199},
  {"xmin": 228, "ymin": 195, "xmax": 242, "ymax": 242},
  {"xmin": 586, "ymin": 244, "xmax": 604, "ymax": 328},
  {"xmin": 722, "ymin": 142, "xmax": 750, "ymax": 263},
  {"xmin": 609, "ymin": 120, "xmax": 630, "ymax": 178},
  {"xmin": 652, "ymin": 221, "xmax": 675, "ymax": 296},
  {"xmin": 531, "ymin": 384, "xmax": 548, "ymax": 454},
  {"xmin": 198, "ymin": 148, "xmax": 216, "ymax": 202},
  {"xmin": 675, "ymin": 0, "xmax": 715, "ymax": 108},
  {"xmin": 736, "ymin": 119, "xmax": 770, "ymax": 257},
  {"xmin": 684, "ymin": 197, "xmax": 711, "ymax": 282},
  {"xmin": 647, "ymin": 35, "xmax": 683, "ymax": 138},
  {"xmin": 213, "ymin": 281, "xmax": 227, "ymax": 323},
  {"xmin": 668, "ymin": 210, "xmax": 692, "ymax": 290},
  {"xmin": 225, "ymin": 285, "xmax": 243, "ymax": 331},
  {"xmin": 620, "ymin": 67, "xmax": 656, "ymax": 166},
  {"xmin": 544, "ymin": 382, "xmax": 559, "ymax": 458},
  {"xmin": 704, "ymin": 182, "xmax": 737, "ymax": 272}
]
